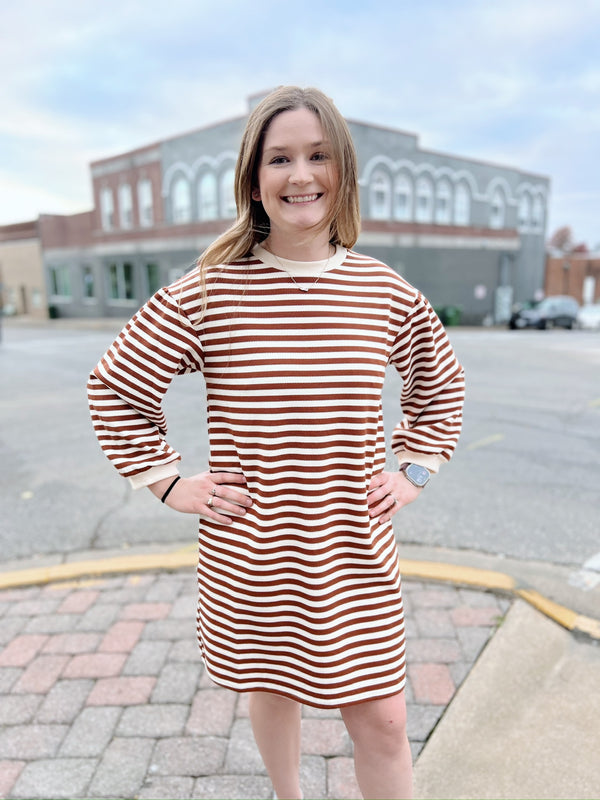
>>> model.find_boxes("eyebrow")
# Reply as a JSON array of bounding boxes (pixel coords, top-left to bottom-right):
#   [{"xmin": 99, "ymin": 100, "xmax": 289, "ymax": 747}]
[{"xmin": 263, "ymin": 140, "xmax": 329, "ymax": 155}]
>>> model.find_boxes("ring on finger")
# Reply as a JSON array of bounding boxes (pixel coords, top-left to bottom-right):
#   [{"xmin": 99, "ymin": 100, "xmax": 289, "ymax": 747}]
[
  {"xmin": 211, "ymin": 487, "xmax": 217, "ymax": 496},
  {"xmin": 207, "ymin": 495, "xmax": 214, "ymax": 508}
]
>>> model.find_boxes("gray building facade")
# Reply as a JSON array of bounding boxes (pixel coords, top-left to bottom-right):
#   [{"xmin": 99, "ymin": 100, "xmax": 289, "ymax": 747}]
[{"xmin": 38, "ymin": 96, "xmax": 549, "ymax": 325}]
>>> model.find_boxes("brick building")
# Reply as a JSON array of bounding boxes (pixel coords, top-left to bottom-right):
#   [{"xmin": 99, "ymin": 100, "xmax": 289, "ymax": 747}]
[
  {"xmin": 544, "ymin": 252, "xmax": 600, "ymax": 305},
  {"xmin": 1, "ymin": 94, "xmax": 551, "ymax": 324}
]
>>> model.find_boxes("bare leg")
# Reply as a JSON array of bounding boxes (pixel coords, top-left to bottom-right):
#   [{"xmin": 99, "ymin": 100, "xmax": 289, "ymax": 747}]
[
  {"xmin": 340, "ymin": 691, "xmax": 413, "ymax": 799},
  {"xmin": 248, "ymin": 691, "xmax": 302, "ymax": 799}
]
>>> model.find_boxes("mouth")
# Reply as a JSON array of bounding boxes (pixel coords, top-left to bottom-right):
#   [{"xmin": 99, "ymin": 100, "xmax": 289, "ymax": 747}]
[{"xmin": 283, "ymin": 193, "xmax": 322, "ymax": 204}]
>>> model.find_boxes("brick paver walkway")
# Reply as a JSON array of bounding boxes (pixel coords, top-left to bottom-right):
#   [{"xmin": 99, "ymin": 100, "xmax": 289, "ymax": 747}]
[{"xmin": 0, "ymin": 569, "xmax": 509, "ymax": 799}]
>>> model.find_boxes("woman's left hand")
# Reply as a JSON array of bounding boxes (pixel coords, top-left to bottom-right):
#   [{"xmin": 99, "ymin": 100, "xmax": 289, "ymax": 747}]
[{"xmin": 367, "ymin": 470, "xmax": 423, "ymax": 523}]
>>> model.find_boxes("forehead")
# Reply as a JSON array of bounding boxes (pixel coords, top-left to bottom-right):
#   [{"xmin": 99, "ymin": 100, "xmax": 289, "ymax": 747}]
[{"xmin": 262, "ymin": 107, "xmax": 326, "ymax": 149}]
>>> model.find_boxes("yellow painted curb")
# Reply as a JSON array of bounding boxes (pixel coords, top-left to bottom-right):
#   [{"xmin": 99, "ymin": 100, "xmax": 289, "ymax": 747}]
[
  {"xmin": 398, "ymin": 559, "xmax": 516, "ymax": 592},
  {"xmin": 0, "ymin": 551, "xmax": 598, "ymax": 641},
  {"xmin": 0, "ymin": 551, "xmax": 196, "ymax": 591}
]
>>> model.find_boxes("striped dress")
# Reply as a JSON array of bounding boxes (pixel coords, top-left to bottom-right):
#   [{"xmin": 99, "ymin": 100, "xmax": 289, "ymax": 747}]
[{"xmin": 88, "ymin": 246, "xmax": 465, "ymax": 708}]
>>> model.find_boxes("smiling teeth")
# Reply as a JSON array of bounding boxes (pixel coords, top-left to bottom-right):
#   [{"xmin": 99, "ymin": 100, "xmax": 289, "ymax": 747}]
[{"xmin": 286, "ymin": 194, "xmax": 318, "ymax": 203}]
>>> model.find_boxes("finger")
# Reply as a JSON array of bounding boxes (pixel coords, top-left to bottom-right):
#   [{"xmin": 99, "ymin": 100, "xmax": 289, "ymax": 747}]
[
  {"xmin": 378, "ymin": 494, "xmax": 400, "ymax": 523},
  {"xmin": 369, "ymin": 492, "xmax": 398, "ymax": 518},
  {"xmin": 367, "ymin": 482, "xmax": 392, "ymax": 508},
  {"xmin": 211, "ymin": 471, "xmax": 247, "ymax": 486},
  {"xmin": 211, "ymin": 485, "xmax": 253, "ymax": 509},
  {"xmin": 206, "ymin": 492, "xmax": 250, "ymax": 518},
  {"xmin": 367, "ymin": 472, "xmax": 388, "ymax": 493}
]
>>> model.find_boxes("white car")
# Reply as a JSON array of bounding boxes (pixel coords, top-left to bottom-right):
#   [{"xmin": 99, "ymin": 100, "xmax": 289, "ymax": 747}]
[{"xmin": 576, "ymin": 304, "xmax": 600, "ymax": 330}]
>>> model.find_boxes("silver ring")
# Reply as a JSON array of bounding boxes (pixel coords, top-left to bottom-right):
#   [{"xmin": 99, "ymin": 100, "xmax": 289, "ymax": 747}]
[
  {"xmin": 211, "ymin": 487, "xmax": 217, "ymax": 496},
  {"xmin": 207, "ymin": 495, "xmax": 214, "ymax": 507}
]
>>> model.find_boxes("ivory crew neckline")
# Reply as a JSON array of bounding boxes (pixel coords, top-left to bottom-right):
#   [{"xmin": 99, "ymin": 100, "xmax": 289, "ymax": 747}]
[{"xmin": 253, "ymin": 244, "xmax": 348, "ymax": 277}]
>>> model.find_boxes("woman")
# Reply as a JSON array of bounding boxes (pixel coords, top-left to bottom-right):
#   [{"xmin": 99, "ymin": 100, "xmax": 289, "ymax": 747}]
[{"xmin": 88, "ymin": 86, "xmax": 465, "ymax": 800}]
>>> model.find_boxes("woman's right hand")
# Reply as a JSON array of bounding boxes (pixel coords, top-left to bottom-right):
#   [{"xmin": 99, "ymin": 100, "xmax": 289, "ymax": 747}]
[{"xmin": 149, "ymin": 471, "xmax": 252, "ymax": 525}]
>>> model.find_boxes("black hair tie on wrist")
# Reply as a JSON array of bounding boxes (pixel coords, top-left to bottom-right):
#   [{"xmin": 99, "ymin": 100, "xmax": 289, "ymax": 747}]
[{"xmin": 160, "ymin": 476, "xmax": 181, "ymax": 504}]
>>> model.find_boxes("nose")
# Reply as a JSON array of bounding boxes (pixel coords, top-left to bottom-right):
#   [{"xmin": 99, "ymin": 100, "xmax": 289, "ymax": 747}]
[{"xmin": 289, "ymin": 157, "xmax": 313, "ymax": 185}]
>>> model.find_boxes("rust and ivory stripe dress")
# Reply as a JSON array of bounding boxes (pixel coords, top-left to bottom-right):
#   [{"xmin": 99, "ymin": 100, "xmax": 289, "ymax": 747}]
[{"xmin": 87, "ymin": 245, "xmax": 465, "ymax": 708}]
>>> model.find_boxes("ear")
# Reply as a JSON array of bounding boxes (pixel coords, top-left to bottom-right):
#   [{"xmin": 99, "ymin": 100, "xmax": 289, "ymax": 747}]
[{"xmin": 251, "ymin": 187, "xmax": 261, "ymax": 202}]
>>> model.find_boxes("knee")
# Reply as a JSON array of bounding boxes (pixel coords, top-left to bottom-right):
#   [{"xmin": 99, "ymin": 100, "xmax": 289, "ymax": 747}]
[{"xmin": 343, "ymin": 695, "xmax": 408, "ymax": 755}]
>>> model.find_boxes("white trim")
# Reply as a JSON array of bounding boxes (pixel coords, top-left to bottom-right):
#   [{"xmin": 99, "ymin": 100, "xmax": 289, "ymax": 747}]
[
  {"xmin": 357, "ymin": 231, "xmax": 520, "ymax": 250},
  {"xmin": 161, "ymin": 162, "xmax": 194, "ymax": 196},
  {"xmin": 486, "ymin": 176, "xmax": 517, "ymax": 207},
  {"xmin": 516, "ymin": 181, "xmax": 549, "ymax": 199},
  {"xmin": 163, "ymin": 151, "xmax": 238, "ymax": 197}
]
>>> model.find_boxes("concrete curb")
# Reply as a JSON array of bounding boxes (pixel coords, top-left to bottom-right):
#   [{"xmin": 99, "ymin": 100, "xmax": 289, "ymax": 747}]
[{"xmin": 0, "ymin": 550, "xmax": 598, "ymax": 641}]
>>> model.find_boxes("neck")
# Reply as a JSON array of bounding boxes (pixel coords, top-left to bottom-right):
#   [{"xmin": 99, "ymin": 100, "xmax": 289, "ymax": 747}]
[{"xmin": 264, "ymin": 231, "xmax": 332, "ymax": 262}]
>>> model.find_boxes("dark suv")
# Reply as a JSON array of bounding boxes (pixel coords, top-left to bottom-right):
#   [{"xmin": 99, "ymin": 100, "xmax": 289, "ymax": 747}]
[{"xmin": 509, "ymin": 296, "xmax": 580, "ymax": 330}]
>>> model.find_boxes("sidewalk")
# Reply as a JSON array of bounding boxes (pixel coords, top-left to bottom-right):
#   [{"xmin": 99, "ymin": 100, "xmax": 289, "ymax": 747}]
[{"xmin": 0, "ymin": 552, "xmax": 597, "ymax": 799}]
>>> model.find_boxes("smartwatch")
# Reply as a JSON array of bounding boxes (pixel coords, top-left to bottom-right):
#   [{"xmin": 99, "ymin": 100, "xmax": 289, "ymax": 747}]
[{"xmin": 400, "ymin": 462, "xmax": 430, "ymax": 488}]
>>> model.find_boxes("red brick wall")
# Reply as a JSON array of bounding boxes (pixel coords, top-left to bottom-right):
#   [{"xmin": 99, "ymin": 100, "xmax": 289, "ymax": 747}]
[
  {"xmin": 545, "ymin": 255, "xmax": 600, "ymax": 303},
  {"xmin": 92, "ymin": 154, "xmax": 163, "ymax": 232},
  {"xmin": 38, "ymin": 212, "xmax": 95, "ymax": 248}
]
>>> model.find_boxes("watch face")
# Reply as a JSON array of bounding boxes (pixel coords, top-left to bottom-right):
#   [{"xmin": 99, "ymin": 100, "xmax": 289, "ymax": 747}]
[{"xmin": 406, "ymin": 463, "xmax": 430, "ymax": 487}]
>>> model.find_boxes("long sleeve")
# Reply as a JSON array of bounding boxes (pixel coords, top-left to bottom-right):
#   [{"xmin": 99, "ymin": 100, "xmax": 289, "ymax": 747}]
[
  {"xmin": 389, "ymin": 292, "xmax": 465, "ymax": 472},
  {"xmin": 87, "ymin": 283, "xmax": 204, "ymax": 487}
]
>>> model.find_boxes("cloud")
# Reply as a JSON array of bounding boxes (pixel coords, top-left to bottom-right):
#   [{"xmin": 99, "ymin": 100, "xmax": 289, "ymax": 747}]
[{"xmin": 0, "ymin": 0, "xmax": 599, "ymax": 244}]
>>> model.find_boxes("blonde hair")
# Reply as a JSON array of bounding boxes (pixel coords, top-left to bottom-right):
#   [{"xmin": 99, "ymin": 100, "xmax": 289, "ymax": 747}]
[{"xmin": 199, "ymin": 86, "xmax": 361, "ymax": 277}]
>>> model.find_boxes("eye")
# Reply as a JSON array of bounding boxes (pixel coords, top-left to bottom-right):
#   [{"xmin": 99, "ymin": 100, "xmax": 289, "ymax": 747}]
[
  {"xmin": 311, "ymin": 152, "xmax": 330, "ymax": 162},
  {"xmin": 269, "ymin": 155, "xmax": 289, "ymax": 165}
]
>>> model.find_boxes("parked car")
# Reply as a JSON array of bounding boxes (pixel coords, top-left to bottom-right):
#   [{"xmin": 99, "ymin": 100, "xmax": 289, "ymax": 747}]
[
  {"xmin": 576, "ymin": 304, "xmax": 600, "ymax": 330},
  {"xmin": 508, "ymin": 296, "xmax": 580, "ymax": 330}
]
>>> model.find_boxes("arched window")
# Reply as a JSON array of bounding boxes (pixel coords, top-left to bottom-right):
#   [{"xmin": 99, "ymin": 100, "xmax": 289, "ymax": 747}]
[
  {"xmin": 393, "ymin": 175, "xmax": 412, "ymax": 221},
  {"xmin": 370, "ymin": 170, "xmax": 391, "ymax": 220},
  {"xmin": 137, "ymin": 179, "xmax": 154, "ymax": 227},
  {"xmin": 415, "ymin": 177, "xmax": 433, "ymax": 223},
  {"xmin": 172, "ymin": 176, "xmax": 192, "ymax": 223},
  {"xmin": 119, "ymin": 184, "xmax": 133, "ymax": 229},
  {"xmin": 489, "ymin": 189, "xmax": 505, "ymax": 229},
  {"xmin": 435, "ymin": 178, "xmax": 452, "ymax": 224},
  {"xmin": 100, "ymin": 188, "xmax": 114, "ymax": 231},
  {"xmin": 517, "ymin": 193, "xmax": 531, "ymax": 231},
  {"xmin": 531, "ymin": 195, "xmax": 544, "ymax": 232},
  {"xmin": 454, "ymin": 183, "xmax": 470, "ymax": 226},
  {"xmin": 198, "ymin": 173, "xmax": 217, "ymax": 220},
  {"xmin": 220, "ymin": 169, "xmax": 236, "ymax": 219}
]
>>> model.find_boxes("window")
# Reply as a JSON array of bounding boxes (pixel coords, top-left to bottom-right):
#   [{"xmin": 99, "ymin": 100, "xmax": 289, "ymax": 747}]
[
  {"xmin": 393, "ymin": 175, "xmax": 412, "ymax": 221},
  {"xmin": 454, "ymin": 183, "xmax": 470, "ymax": 226},
  {"xmin": 370, "ymin": 171, "xmax": 391, "ymax": 220},
  {"xmin": 107, "ymin": 262, "xmax": 134, "ymax": 301},
  {"xmin": 220, "ymin": 169, "xmax": 236, "ymax": 218},
  {"xmin": 531, "ymin": 195, "xmax": 544, "ymax": 232},
  {"xmin": 172, "ymin": 176, "xmax": 192, "ymax": 223},
  {"xmin": 517, "ymin": 194, "xmax": 531, "ymax": 231},
  {"xmin": 489, "ymin": 189, "xmax": 505, "ymax": 229},
  {"xmin": 415, "ymin": 177, "xmax": 433, "ymax": 223},
  {"xmin": 144, "ymin": 263, "xmax": 161, "ymax": 296},
  {"xmin": 435, "ymin": 179, "xmax": 452, "ymax": 224},
  {"xmin": 100, "ymin": 188, "xmax": 114, "ymax": 230},
  {"xmin": 82, "ymin": 265, "xmax": 95, "ymax": 300},
  {"xmin": 119, "ymin": 184, "xmax": 133, "ymax": 228},
  {"xmin": 198, "ymin": 173, "xmax": 217, "ymax": 220},
  {"xmin": 137, "ymin": 179, "xmax": 154, "ymax": 227},
  {"xmin": 49, "ymin": 266, "xmax": 71, "ymax": 297}
]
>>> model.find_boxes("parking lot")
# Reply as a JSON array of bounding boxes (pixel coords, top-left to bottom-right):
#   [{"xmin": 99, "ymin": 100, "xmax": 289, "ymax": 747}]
[{"xmin": 1, "ymin": 321, "xmax": 599, "ymax": 609}]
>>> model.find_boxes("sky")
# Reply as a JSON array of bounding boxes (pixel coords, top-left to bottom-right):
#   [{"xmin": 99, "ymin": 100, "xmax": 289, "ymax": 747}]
[{"xmin": 1, "ymin": 0, "xmax": 599, "ymax": 247}]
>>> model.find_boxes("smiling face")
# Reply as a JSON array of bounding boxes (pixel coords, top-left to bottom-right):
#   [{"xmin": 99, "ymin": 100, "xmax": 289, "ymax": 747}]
[{"xmin": 253, "ymin": 107, "xmax": 339, "ymax": 255}]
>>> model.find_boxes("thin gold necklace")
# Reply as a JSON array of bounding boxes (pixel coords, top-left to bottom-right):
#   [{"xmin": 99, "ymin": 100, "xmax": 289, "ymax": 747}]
[{"xmin": 266, "ymin": 244, "xmax": 334, "ymax": 292}]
